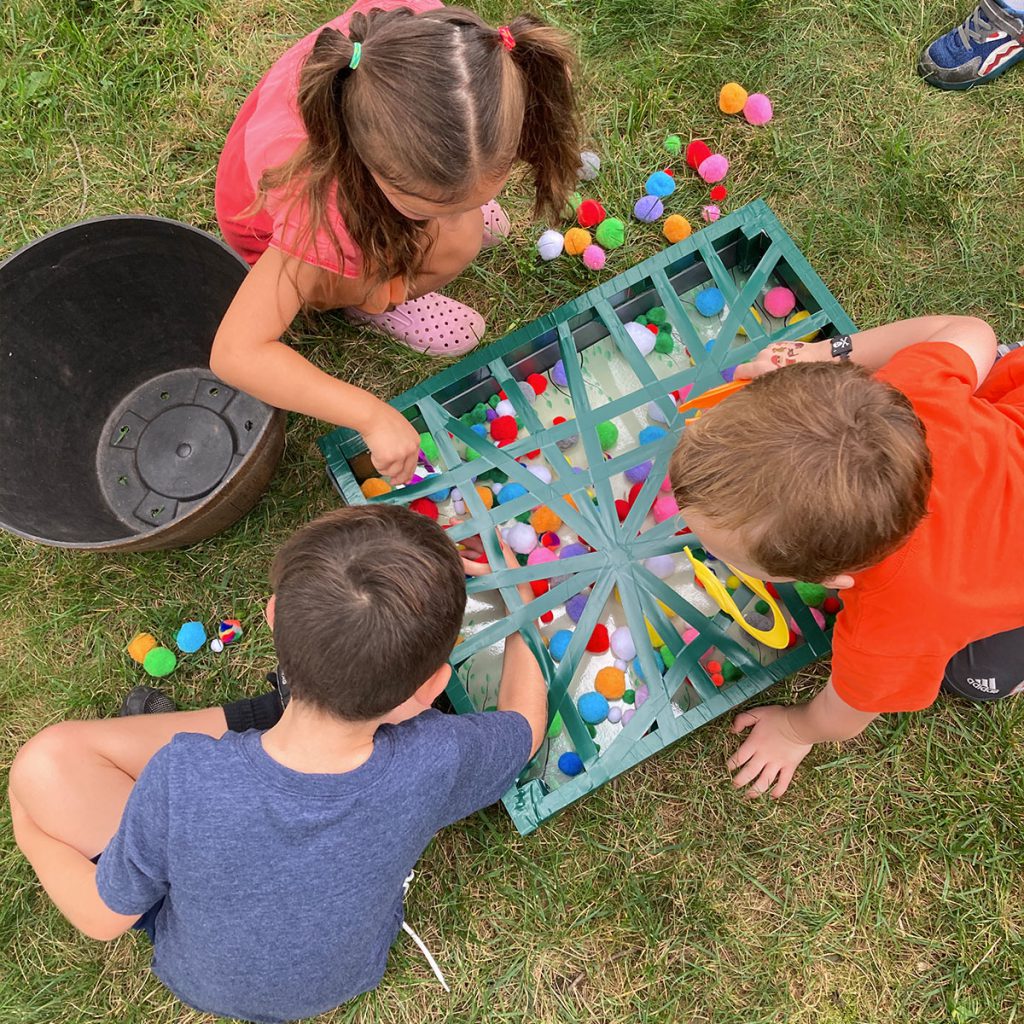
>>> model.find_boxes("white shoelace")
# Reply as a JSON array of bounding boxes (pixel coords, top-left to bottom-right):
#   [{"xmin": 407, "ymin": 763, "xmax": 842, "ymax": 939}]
[{"xmin": 401, "ymin": 871, "xmax": 450, "ymax": 992}]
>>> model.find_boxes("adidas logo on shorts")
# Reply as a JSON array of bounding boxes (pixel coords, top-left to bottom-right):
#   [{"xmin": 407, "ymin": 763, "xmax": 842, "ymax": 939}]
[{"xmin": 967, "ymin": 677, "xmax": 999, "ymax": 694}]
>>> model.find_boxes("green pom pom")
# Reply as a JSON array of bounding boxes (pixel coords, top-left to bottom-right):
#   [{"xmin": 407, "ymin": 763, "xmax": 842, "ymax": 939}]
[
  {"xmin": 468, "ymin": 402, "xmax": 489, "ymax": 425},
  {"xmin": 755, "ymin": 599, "xmax": 770, "ymax": 615},
  {"xmin": 647, "ymin": 306, "xmax": 669, "ymax": 327},
  {"xmin": 623, "ymin": 688, "xmax": 636, "ymax": 704},
  {"xmin": 419, "ymin": 432, "xmax": 439, "ymax": 462},
  {"xmin": 465, "ymin": 447, "xmax": 481, "ymax": 462},
  {"xmin": 547, "ymin": 711, "xmax": 563, "ymax": 738},
  {"xmin": 654, "ymin": 328, "xmax": 674, "ymax": 354},
  {"xmin": 515, "ymin": 510, "xmax": 532, "ymax": 524},
  {"xmin": 636, "ymin": 315, "xmax": 649, "ymax": 326},
  {"xmin": 594, "ymin": 217, "xmax": 625, "ymax": 249},
  {"xmin": 660, "ymin": 646, "xmax": 676, "ymax": 669},
  {"xmin": 794, "ymin": 581, "xmax": 828, "ymax": 607},
  {"xmin": 586, "ymin": 722, "xmax": 597, "ymax": 737},
  {"xmin": 566, "ymin": 190, "xmax": 583, "ymax": 215},
  {"xmin": 143, "ymin": 646, "xmax": 177, "ymax": 678},
  {"xmin": 690, "ymin": 547, "xmax": 707, "ymax": 562},
  {"xmin": 488, "ymin": 394, "xmax": 500, "ymax": 408},
  {"xmin": 597, "ymin": 421, "xmax": 619, "ymax": 451},
  {"xmin": 664, "ymin": 134, "xmax": 682, "ymax": 156},
  {"xmin": 722, "ymin": 660, "xmax": 743, "ymax": 682}
]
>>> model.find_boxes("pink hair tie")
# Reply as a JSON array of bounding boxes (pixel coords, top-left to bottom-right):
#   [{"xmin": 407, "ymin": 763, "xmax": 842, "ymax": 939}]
[{"xmin": 497, "ymin": 25, "xmax": 516, "ymax": 51}]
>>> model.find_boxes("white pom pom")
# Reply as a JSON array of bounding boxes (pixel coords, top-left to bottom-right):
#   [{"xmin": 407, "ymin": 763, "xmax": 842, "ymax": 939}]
[
  {"xmin": 624, "ymin": 321, "xmax": 656, "ymax": 356},
  {"xmin": 577, "ymin": 150, "xmax": 601, "ymax": 181},
  {"xmin": 648, "ymin": 400, "xmax": 669, "ymax": 424},
  {"xmin": 506, "ymin": 522, "xmax": 539, "ymax": 554},
  {"xmin": 518, "ymin": 381, "xmax": 536, "ymax": 405},
  {"xmin": 644, "ymin": 554, "xmax": 675, "ymax": 579},
  {"xmin": 528, "ymin": 465, "xmax": 553, "ymax": 485},
  {"xmin": 536, "ymin": 229, "xmax": 564, "ymax": 261},
  {"xmin": 495, "ymin": 399, "xmax": 516, "ymax": 418},
  {"xmin": 210, "ymin": 638, "xmax": 225, "ymax": 653}
]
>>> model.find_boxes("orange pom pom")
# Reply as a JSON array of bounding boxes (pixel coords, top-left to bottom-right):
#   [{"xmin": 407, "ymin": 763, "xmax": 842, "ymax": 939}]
[
  {"xmin": 475, "ymin": 485, "xmax": 494, "ymax": 509},
  {"xmin": 663, "ymin": 215, "xmax": 692, "ymax": 244},
  {"xmin": 127, "ymin": 632, "xmax": 158, "ymax": 664},
  {"xmin": 718, "ymin": 82, "xmax": 748, "ymax": 115},
  {"xmin": 530, "ymin": 506, "xmax": 563, "ymax": 533},
  {"xmin": 595, "ymin": 666, "xmax": 626, "ymax": 700},
  {"xmin": 360, "ymin": 477, "xmax": 392, "ymax": 499},
  {"xmin": 564, "ymin": 227, "xmax": 592, "ymax": 256}
]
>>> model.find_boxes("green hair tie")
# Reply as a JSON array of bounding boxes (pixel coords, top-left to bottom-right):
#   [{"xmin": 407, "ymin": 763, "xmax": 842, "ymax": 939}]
[{"xmin": 348, "ymin": 41, "xmax": 362, "ymax": 69}]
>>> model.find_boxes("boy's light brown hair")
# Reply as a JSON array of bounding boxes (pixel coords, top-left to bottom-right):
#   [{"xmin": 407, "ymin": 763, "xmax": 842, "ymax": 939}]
[
  {"xmin": 669, "ymin": 361, "xmax": 933, "ymax": 582},
  {"xmin": 270, "ymin": 505, "xmax": 466, "ymax": 720}
]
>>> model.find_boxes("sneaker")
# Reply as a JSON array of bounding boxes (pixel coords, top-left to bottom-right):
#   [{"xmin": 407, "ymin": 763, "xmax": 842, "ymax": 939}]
[
  {"xmin": 345, "ymin": 292, "xmax": 485, "ymax": 356},
  {"xmin": 997, "ymin": 340, "xmax": 1024, "ymax": 359},
  {"xmin": 119, "ymin": 685, "xmax": 176, "ymax": 716},
  {"xmin": 481, "ymin": 200, "xmax": 511, "ymax": 249},
  {"xmin": 918, "ymin": 0, "xmax": 1024, "ymax": 90}
]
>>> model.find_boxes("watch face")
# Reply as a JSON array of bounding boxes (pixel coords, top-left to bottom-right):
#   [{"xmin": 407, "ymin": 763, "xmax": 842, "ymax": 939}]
[{"xmin": 832, "ymin": 334, "xmax": 853, "ymax": 359}]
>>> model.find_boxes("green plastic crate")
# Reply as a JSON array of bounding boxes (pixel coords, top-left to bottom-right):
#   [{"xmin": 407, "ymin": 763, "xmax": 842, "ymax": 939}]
[{"xmin": 319, "ymin": 200, "xmax": 855, "ymax": 834}]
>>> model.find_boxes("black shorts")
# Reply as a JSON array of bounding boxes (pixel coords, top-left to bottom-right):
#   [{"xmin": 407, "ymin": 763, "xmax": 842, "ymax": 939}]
[{"xmin": 941, "ymin": 625, "xmax": 1024, "ymax": 701}]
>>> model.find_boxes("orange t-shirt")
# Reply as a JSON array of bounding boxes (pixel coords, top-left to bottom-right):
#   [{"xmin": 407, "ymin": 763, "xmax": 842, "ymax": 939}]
[{"xmin": 831, "ymin": 343, "xmax": 1024, "ymax": 713}]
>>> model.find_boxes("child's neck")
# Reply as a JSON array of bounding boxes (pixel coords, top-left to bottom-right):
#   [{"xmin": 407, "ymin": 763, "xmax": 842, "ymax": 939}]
[{"xmin": 260, "ymin": 699, "xmax": 380, "ymax": 775}]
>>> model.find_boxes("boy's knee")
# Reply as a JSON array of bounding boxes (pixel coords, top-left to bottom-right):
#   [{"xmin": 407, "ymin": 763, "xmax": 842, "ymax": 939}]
[{"xmin": 9, "ymin": 721, "xmax": 86, "ymax": 803}]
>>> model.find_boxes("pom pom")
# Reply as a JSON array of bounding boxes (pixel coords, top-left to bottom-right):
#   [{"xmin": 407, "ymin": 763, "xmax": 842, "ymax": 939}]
[
  {"xmin": 635, "ymin": 683, "xmax": 650, "ymax": 706},
  {"xmin": 423, "ymin": 474, "xmax": 450, "ymax": 502},
  {"xmin": 651, "ymin": 495, "xmax": 679, "ymax": 523},
  {"xmin": 744, "ymin": 92, "xmax": 773, "ymax": 125},
  {"xmin": 143, "ymin": 646, "xmax": 177, "ymax": 678},
  {"xmin": 526, "ymin": 373, "xmax": 547, "ymax": 396},
  {"xmin": 764, "ymin": 286, "xmax": 797, "ymax": 318},
  {"xmin": 409, "ymin": 497, "xmax": 439, "ymax": 519},
  {"xmin": 176, "ymin": 620, "xmax": 207, "ymax": 654},
  {"xmin": 210, "ymin": 638, "xmax": 225, "ymax": 653},
  {"xmin": 360, "ymin": 477, "xmax": 391, "ymax": 499},
  {"xmin": 624, "ymin": 460, "xmax": 653, "ymax": 484},
  {"xmin": 594, "ymin": 217, "xmax": 625, "ymax": 249},
  {"xmin": 497, "ymin": 481, "xmax": 527, "ymax": 505},
  {"xmin": 795, "ymin": 581, "xmax": 829, "ymax": 607},
  {"xmin": 608, "ymin": 706, "xmax": 623, "ymax": 724},
  {"xmin": 644, "ymin": 554, "xmax": 675, "ymax": 578},
  {"xmin": 560, "ymin": 542, "xmax": 588, "ymax": 560},
  {"xmin": 527, "ymin": 546, "xmax": 557, "ymax": 567},
  {"xmin": 695, "ymin": 287, "xmax": 725, "ymax": 317},
  {"xmin": 697, "ymin": 153, "xmax": 729, "ymax": 184},
  {"xmin": 577, "ymin": 692, "xmax": 606, "ymax": 724},
  {"xmin": 686, "ymin": 139, "xmax": 712, "ymax": 170},
  {"xmin": 419, "ymin": 432, "xmax": 439, "ymax": 462},
  {"xmin": 663, "ymin": 214, "xmax": 692, "ymax": 244},
  {"xmin": 586, "ymin": 624, "xmax": 610, "ymax": 653},
  {"xmin": 639, "ymin": 425, "xmax": 667, "ymax": 445},
  {"xmin": 710, "ymin": 184, "xmax": 728, "ymax": 202},
  {"xmin": 549, "ymin": 629, "xmax": 573, "ymax": 661},
  {"xmin": 702, "ymin": 205, "xmax": 721, "ymax": 223},
  {"xmin": 558, "ymin": 751, "xmax": 584, "ymax": 776},
  {"xmin": 552, "ymin": 415, "xmax": 579, "ymax": 451},
  {"xmin": 527, "ymin": 465, "xmax": 553, "ymax": 485},
  {"xmin": 218, "ymin": 618, "xmax": 243, "ymax": 644},
  {"xmin": 494, "ymin": 399, "xmax": 516, "ymax": 418},
  {"xmin": 664, "ymin": 134, "xmax": 682, "ymax": 155},
  {"xmin": 506, "ymin": 522, "xmax": 538, "ymax": 555},
  {"xmin": 530, "ymin": 506, "xmax": 562, "ymax": 534},
  {"xmin": 787, "ymin": 309, "xmax": 820, "ymax": 342},
  {"xmin": 536, "ymin": 229, "xmax": 564, "ymax": 261},
  {"xmin": 551, "ymin": 360, "xmax": 569, "ymax": 387},
  {"xmin": 490, "ymin": 415, "xmax": 518, "ymax": 443},
  {"xmin": 614, "ymin": 498, "xmax": 630, "ymax": 522},
  {"xmin": 541, "ymin": 531, "xmax": 561, "ymax": 548},
  {"xmin": 563, "ymin": 227, "xmax": 592, "ymax": 256},
  {"xmin": 596, "ymin": 666, "xmax": 627, "ymax": 701},
  {"xmin": 582, "ymin": 244, "xmax": 606, "ymax": 270},
  {"xmin": 596, "ymin": 421, "xmax": 619, "ymax": 451},
  {"xmin": 624, "ymin": 321, "xmax": 656, "ymax": 356},
  {"xmin": 566, "ymin": 592, "xmax": 589, "ymax": 622},
  {"xmin": 577, "ymin": 150, "xmax": 601, "ymax": 180},
  {"xmin": 547, "ymin": 711, "xmax": 563, "ymax": 738},
  {"xmin": 633, "ymin": 195, "xmax": 664, "ymax": 222},
  {"xmin": 474, "ymin": 485, "xmax": 494, "ymax": 510},
  {"xmin": 823, "ymin": 596, "xmax": 843, "ymax": 615},
  {"xmin": 647, "ymin": 400, "xmax": 668, "ymax": 424},
  {"xmin": 576, "ymin": 199, "xmax": 606, "ymax": 228},
  {"xmin": 127, "ymin": 632, "xmax": 157, "ymax": 664},
  {"xmin": 718, "ymin": 81, "xmax": 748, "ymax": 114},
  {"xmin": 645, "ymin": 170, "xmax": 676, "ymax": 197},
  {"xmin": 610, "ymin": 627, "xmax": 636, "ymax": 662}
]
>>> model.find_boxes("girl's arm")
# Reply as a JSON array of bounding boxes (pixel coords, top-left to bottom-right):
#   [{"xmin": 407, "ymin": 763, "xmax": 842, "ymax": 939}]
[
  {"xmin": 737, "ymin": 315, "xmax": 998, "ymax": 390},
  {"xmin": 209, "ymin": 247, "xmax": 421, "ymax": 482}
]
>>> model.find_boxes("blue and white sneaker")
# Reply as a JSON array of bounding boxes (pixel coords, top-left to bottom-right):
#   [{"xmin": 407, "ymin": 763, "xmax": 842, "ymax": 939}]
[{"xmin": 918, "ymin": 0, "xmax": 1024, "ymax": 90}]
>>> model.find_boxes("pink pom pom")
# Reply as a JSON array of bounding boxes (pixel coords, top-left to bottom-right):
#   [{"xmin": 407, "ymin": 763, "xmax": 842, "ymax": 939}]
[
  {"xmin": 660, "ymin": 474, "xmax": 672, "ymax": 493},
  {"xmin": 743, "ymin": 93, "xmax": 773, "ymax": 125},
  {"xmin": 701, "ymin": 205, "xmax": 721, "ymax": 223},
  {"xmin": 764, "ymin": 286, "xmax": 796, "ymax": 318},
  {"xmin": 582, "ymin": 244, "xmax": 606, "ymax": 270},
  {"xmin": 527, "ymin": 547, "xmax": 557, "ymax": 566},
  {"xmin": 811, "ymin": 607, "xmax": 826, "ymax": 629},
  {"xmin": 682, "ymin": 627, "xmax": 699, "ymax": 645},
  {"xmin": 651, "ymin": 495, "xmax": 680, "ymax": 523},
  {"xmin": 697, "ymin": 153, "xmax": 729, "ymax": 184}
]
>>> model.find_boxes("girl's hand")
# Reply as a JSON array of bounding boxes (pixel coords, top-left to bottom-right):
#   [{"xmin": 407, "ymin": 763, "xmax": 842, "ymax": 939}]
[
  {"xmin": 733, "ymin": 339, "xmax": 830, "ymax": 380},
  {"xmin": 457, "ymin": 528, "xmax": 536, "ymax": 607},
  {"xmin": 362, "ymin": 405, "xmax": 420, "ymax": 484},
  {"xmin": 727, "ymin": 705, "xmax": 813, "ymax": 799}
]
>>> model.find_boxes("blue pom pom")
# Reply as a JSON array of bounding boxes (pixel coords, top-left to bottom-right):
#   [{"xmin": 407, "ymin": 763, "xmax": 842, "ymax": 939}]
[
  {"xmin": 632, "ymin": 656, "xmax": 645, "ymax": 680},
  {"xmin": 423, "ymin": 474, "xmax": 451, "ymax": 503},
  {"xmin": 558, "ymin": 751, "xmax": 584, "ymax": 776},
  {"xmin": 720, "ymin": 365, "xmax": 736, "ymax": 383},
  {"xmin": 578, "ymin": 691, "xmax": 610, "ymax": 724},
  {"xmin": 695, "ymin": 287, "xmax": 725, "ymax": 317},
  {"xmin": 638, "ymin": 425, "xmax": 667, "ymax": 445},
  {"xmin": 176, "ymin": 620, "xmax": 207, "ymax": 654},
  {"xmin": 497, "ymin": 482, "xmax": 528, "ymax": 505},
  {"xmin": 549, "ymin": 629, "xmax": 573, "ymax": 661},
  {"xmin": 645, "ymin": 171, "xmax": 676, "ymax": 197},
  {"xmin": 470, "ymin": 423, "xmax": 487, "ymax": 437}
]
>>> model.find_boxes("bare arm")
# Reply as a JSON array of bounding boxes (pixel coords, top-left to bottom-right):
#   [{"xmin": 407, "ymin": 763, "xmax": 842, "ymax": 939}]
[
  {"xmin": 497, "ymin": 633, "xmax": 548, "ymax": 757},
  {"xmin": 785, "ymin": 678, "xmax": 879, "ymax": 743},
  {"xmin": 209, "ymin": 248, "xmax": 420, "ymax": 482}
]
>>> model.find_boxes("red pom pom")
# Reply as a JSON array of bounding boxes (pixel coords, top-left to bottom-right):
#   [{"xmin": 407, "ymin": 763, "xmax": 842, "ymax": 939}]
[
  {"xmin": 553, "ymin": 415, "xmax": 567, "ymax": 426},
  {"xmin": 527, "ymin": 449, "xmax": 541, "ymax": 459},
  {"xmin": 823, "ymin": 596, "xmax": 842, "ymax": 615},
  {"xmin": 540, "ymin": 610, "xmax": 554, "ymax": 624},
  {"xmin": 586, "ymin": 624, "xmax": 610, "ymax": 653},
  {"xmin": 614, "ymin": 499, "xmax": 630, "ymax": 522},
  {"xmin": 765, "ymin": 582, "xmax": 780, "ymax": 599},
  {"xmin": 498, "ymin": 389, "xmax": 507, "ymax": 400},
  {"xmin": 541, "ymin": 531, "xmax": 561, "ymax": 548},
  {"xmin": 490, "ymin": 415, "xmax": 518, "ymax": 443},
  {"xmin": 577, "ymin": 199, "xmax": 607, "ymax": 228},
  {"xmin": 710, "ymin": 185, "xmax": 728, "ymax": 201},
  {"xmin": 645, "ymin": 323, "xmax": 659, "ymax": 335},
  {"xmin": 627, "ymin": 481, "xmax": 644, "ymax": 506},
  {"xmin": 409, "ymin": 497, "xmax": 439, "ymax": 520},
  {"xmin": 706, "ymin": 659, "xmax": 722, "ymax": 674},
  {"xmin": 530, "ymin": 579, "xmax": 550, "ymax": 597},
  {"xmin": 711, "ymin": 672, "xmax": 725, "ymax": 687},
  {"xmin": 664, "ymin": 167, "xmax": 674, "ymax": 176},
  {"xmin": 526, "ymin": 373, "xmax": 547, "ymax": 395},
  {"xmin": 686, "ymin": 139, "xmax": 712, "ymax": 171}
]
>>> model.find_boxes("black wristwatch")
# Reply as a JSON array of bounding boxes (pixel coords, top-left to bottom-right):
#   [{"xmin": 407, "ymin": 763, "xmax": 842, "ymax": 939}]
[{"xmin": 830, "ymin": 334, "xmax": 854, "ymax": 361}]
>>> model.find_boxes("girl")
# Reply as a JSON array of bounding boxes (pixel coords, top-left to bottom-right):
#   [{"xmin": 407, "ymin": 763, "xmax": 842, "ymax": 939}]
[{"xmin": 210, "ymin": 2, "xmax": 581, "ymax": 484}]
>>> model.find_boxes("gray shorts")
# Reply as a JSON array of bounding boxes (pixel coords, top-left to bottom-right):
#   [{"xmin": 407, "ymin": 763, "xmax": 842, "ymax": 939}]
[{"xmin": 941, "ymin": 625, "xmax": 1024, "ymax": 701}]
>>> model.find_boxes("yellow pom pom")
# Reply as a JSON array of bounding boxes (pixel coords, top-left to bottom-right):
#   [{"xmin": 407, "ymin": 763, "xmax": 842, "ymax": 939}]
[
  {"xmin": 360, "ymin": 477, "xmax": 392, "ymax": 499},
  {"xmin": 726, "ymin": 575, "xmax": 741, "ymax": 591},
  {"xmin": 127, "ymin": 632, "xmax": 158, "ymax": 664},
  {"xmin": 718, "ymin": 82, "xmax": 748, "ymax": 115},
  {"xmin": 663, "ymin": 215, "xmax": 692, "ymax": 244},
  {"xmin": 786, "ymin": 309, "xmax": 820, "ymax": 343},
  {"xmin": 645, "ymin": 619, "xmax": 663, "ymax": 646},
  {"xmin": 737, "ymin": 306, "xmax": 763, "ymax": 337},
  {"xmin": 475, "ymin": 485, "xmax": 495, "ymax": 510},
  {"xmin": 595, "ymin": 666, "xmax": 626, "ymax": 700},
  {"xmin": 530, "ymin": 506, "xmax": 562, "ymax": 534},
  {"xmin": 564, "ymin": 227, "xmax": 592, "ymax": 256}
]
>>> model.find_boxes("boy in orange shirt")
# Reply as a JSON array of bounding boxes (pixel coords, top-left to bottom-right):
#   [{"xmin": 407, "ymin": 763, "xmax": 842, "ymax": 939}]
[{"xmin": 669, "ymin": 316, "xmax": 1024, "ymax": 798}]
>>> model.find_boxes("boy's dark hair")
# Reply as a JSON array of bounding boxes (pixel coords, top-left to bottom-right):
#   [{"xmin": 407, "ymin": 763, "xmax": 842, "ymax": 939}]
[
  {"xmin": 270, "ymin": 505, "xmax": 466, "ymax": 720},
  {"xmin": 258, "ymin": 6, "xmax": 580, "ymax": 287},
  {"xmin": 669, "ymin": 361, "xmax": 933, "ymax": 582}
]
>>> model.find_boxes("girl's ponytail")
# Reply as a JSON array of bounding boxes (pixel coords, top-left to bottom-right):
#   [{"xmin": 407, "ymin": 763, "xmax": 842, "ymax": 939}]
[{"xmin": 505, "ymin": 15, "xmax": 581, "ymax": 222}]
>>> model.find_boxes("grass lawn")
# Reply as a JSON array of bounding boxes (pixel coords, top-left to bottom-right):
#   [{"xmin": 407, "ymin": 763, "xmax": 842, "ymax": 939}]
[{"xmin": 2, "ymin": 0, "xmax": 1023, "ymax": 1021}]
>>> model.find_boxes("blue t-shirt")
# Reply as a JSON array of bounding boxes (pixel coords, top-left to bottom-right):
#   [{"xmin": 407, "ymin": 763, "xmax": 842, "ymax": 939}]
[{"xmin": 95, "ymin": 709, "xmax": 532, "ymax": 1023}]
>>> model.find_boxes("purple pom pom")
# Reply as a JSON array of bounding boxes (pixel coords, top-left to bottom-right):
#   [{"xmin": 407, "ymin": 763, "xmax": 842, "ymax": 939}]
[
  {"xmin": 624, "ymin": 460, "xmax": 653, "ymax": 484},
  {"xmin": 566, "ymin": 592, "xmax": 589, "ymax": 622},
  {"xmin": 633, "ymin": 195, "xmax": 664, "ymax": 222},
  {"xmin": 552, "ymin": 360, "xmax": 568, "ymax": 387}
]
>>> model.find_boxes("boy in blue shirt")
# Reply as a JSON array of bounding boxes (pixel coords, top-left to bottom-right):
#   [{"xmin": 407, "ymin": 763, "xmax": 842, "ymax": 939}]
[{"xmin": 9, "ymin": 505, "xmax": 546, "ymax": 1023}]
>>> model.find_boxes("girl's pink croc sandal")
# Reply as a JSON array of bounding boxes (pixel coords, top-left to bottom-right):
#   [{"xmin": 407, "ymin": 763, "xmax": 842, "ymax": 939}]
[
  {"xmin": 345, "ymin": 293, "xmax": 485, "ymax": 356},
  {"xmin": 481, "ymin": 200, "xmax": 511, "ymax": 249}
]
